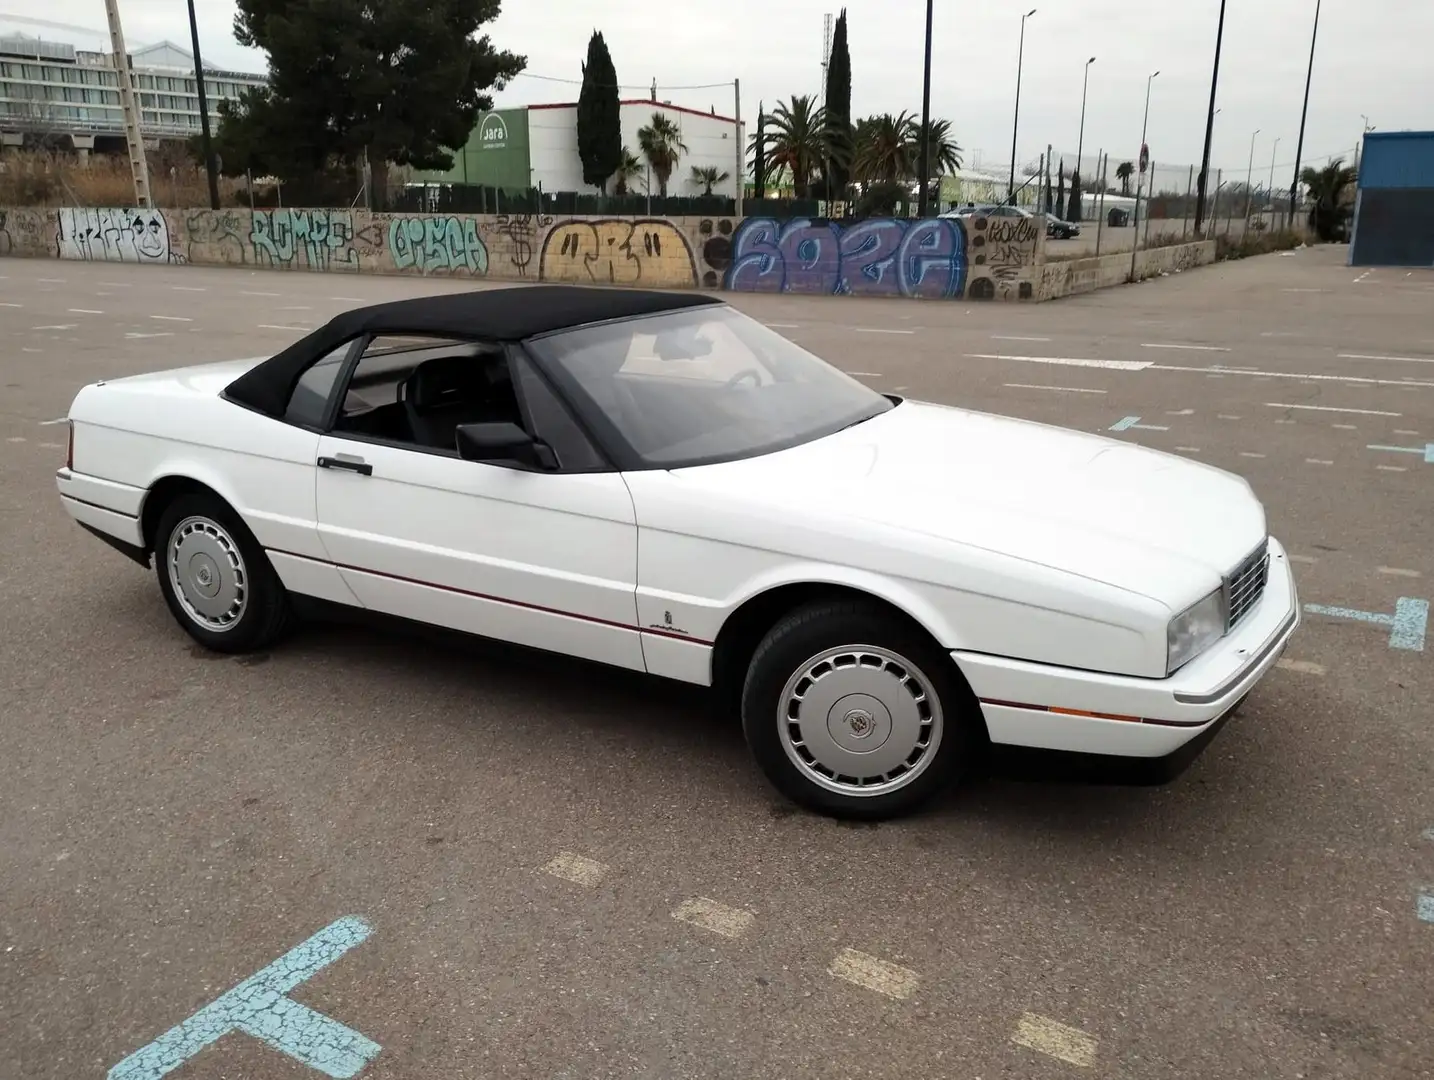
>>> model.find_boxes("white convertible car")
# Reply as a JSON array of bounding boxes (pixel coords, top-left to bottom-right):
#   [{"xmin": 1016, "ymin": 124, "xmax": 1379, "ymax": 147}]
[{"xmin": 56, "ymin": 285, "xmax": 1298, "ymax": 818}]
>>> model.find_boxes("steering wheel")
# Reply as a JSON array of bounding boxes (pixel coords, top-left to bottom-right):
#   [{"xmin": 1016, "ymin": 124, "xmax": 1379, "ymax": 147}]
[{"xmin": 723, "ymin": 368, "xmax": 763, "ymax": 390}]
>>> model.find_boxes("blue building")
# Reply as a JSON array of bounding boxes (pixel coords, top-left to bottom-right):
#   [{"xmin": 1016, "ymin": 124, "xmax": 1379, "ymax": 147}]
[{"xmin": 1349, "ymin": 130, "xmax": 1434, "ymax": 266}]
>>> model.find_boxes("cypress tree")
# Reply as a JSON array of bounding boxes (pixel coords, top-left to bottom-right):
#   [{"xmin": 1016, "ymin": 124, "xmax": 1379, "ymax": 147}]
[
  {"xmin": 1068, "ymin": 169, "xmax": 1082, "ymax": 222},
  {"xmin": 823, "ymin": 9, "xmax": 852, "ymax": 192},
  {"xmin": 577, "ymin": 31, "xmax": 621, "ymax": 192},
  {"xmin": 1056, "ymin": 158, "xmax": 1066, "ymax": 220}
]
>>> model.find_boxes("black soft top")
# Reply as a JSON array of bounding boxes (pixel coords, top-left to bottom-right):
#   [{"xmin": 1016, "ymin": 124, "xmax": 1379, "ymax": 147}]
[{"xmin": 224, "ymin": 283, "xmax": 723, "ymax": 418}]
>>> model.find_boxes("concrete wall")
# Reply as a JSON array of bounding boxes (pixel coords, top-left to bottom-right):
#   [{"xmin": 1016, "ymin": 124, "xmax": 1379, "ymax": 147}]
[
  {"xmin": 1038, "ymin": 239, "xmax": 1216, "ymax": 301},
  {"xmin": 2, "ymin": 205, "xmax": 1062, "ymax": 303}
]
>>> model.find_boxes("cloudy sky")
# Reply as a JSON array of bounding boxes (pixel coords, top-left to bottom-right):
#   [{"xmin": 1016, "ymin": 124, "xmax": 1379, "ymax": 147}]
[{"xmin": 15, "ymin": 0, "xmax": 1432, "ymax": 182}]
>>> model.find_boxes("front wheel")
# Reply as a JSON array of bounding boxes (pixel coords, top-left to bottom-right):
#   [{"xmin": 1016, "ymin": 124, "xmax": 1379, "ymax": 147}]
[
  {"xmin": 153, "ymin": 492, "xmax": 291, "ymax": 653},
  {"xmin": 740, "ymin": 601, "xmax": 978, "ymax": 819}
]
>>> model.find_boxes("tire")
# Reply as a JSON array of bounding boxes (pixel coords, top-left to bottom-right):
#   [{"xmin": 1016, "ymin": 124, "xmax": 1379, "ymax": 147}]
[
  {"xmin": 152, "ymin": 491, "xmax": 291, "ymax": 653},
  {"xmin": 740, "ymin": 601, "xmax": 978, "ymax": 820}
]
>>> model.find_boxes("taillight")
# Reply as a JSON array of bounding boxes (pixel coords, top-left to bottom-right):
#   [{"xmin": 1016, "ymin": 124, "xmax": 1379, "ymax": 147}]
[{"xmin": 66, "ymin": 420, "xmax": 74, "ymax": 470}]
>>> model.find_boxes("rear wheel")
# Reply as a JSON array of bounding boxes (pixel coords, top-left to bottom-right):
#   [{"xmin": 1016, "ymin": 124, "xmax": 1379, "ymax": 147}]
[
  {"xmin": 740, "ymin": 601, "xmax": 977, "ymax": 819},
  {"xmin": 153, "ymin": 492, "xmax": 291, "ymax": 653}
]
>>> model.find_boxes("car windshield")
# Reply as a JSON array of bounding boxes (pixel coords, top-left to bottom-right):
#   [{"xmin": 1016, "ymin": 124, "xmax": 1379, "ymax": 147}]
[{"xmin": 529, "ymin": 305, "xmax": 896, "ymax": 469}]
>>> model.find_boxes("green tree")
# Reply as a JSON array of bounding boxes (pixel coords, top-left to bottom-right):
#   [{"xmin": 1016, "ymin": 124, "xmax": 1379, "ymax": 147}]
[
  {"xmin": 612, "ymin": 146, "xmax": 642, "ymax": 195},
  {"xmin": 217, "ymin": 0, "xmax": 524, "ymax": 208},
  {"xmin": 762, "ymin": 94, "xmax": 827, "ymax": 197},
  {"xmin": 577, "ymin": 30, "xmax": 621, "ymax": 193},
  {"xmin": 1056, "ymin": 159, "xmax": 1066, "ymax": 220},
  {"xmin": 750, "ymin": 104, "xmax": 767, "ymax": 198},
  {"xmin": 823, "ymin": 8, "xmax": 853, "ymax": 193},
  {"xmin": 1068, "ymin": 169, "xmax": 1082, "ymax": 221},
  {"xmin": 1300, "ymin": 158, "xmax": 1358, "ymax": 241},
  {"xmin": 637, "ymin": 112, "xmax": 687, "ymax": 197},
  {"xmin": 690, "ymin": 165, "xmax": 730, "ymax": 196},
  {"xmin": 853, "ymin": 111, "xmax": 919, "ymax": 183},
  {"xmin": 1116, "ymin": 160, "xmax": 1135, "ymax": 196}
]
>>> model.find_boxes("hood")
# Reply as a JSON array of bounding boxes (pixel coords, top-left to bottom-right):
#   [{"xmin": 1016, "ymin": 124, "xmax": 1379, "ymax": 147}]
[{"xmin": 667, "ymin": 399, "xmax": 1266, "ymax": 609}]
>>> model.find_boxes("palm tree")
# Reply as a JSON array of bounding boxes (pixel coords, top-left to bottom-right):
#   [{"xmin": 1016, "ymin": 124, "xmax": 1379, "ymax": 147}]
[
  {"xmin": 1116, "ymin": 160, "xmax": 1135, "ymax": 196},
  {"xmin": 637, "ymin": 112, "xmax": 687, "ymax": 197},
  {"xmin": 853, "ymin": 111, "xmax": 921, "ymax": 184},
  {"xmin": 761, "ymin": 94, "xmax": 827, "ymax": 198},
  {"xmin": 689, "ymin": 164, "xmax": 730, "ymax": 197},
  {"xmin": 1300, "ymin": 158, "xmax": 1358, "ymax": 241},
  {"xmin": 612, "ymin": 146, "xmax": 642, "ymax": 196},
  {"xmin": 921, "ymin": 118, "xmax": 963, "ymax": 175}
]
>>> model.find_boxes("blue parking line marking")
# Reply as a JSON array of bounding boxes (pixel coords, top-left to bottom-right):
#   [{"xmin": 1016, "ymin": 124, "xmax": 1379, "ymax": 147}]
[
  {"xmin": 1110, "ymin": 416, "xmax": 1140, "ymax": 431},
  {"xmin": 1418, "ymin": 892, "xmax": 1434, "ymax": 923},
  {"xmin": 1367, "ymin": 442, "xmax": 1434, "ymax": 463},
  {"xmin": 107, "ymin": 916, "xmax": 379, "ymax": 1080},
  {"xmin": 1302, "ymin": 598, "xmax": 1428, "ymax": 651}
]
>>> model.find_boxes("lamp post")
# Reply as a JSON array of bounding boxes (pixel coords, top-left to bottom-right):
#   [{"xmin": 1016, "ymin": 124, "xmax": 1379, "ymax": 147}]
[
  {"xmin": 186, "ymin": 0, "xmax": 220, "ymax": 210},
  {"xmin": 1193, "ymin": 0, "xmax": 1228, "ymax": 235},
  {"xmin": 917, "ymin": 0, "xmax": 935, "ymax": 217},
  {"xmin": 1289, "ymin": 0, "xmax": 1321, "ymax": 227},
  {"xmin": 1006, "ymin": 8, "xmax": 1037, "ymax": 205},
  {"xmin": 1128, "ymin": 70, "xmax": 1158, "ymax": 283},
  {"xmin": 1244, "ymin": 128, "xmax": 1259, "ymax": 222},
  {"xmin": 1074, "ymin": 55, "xmax": 1095, "ymax": 221}
]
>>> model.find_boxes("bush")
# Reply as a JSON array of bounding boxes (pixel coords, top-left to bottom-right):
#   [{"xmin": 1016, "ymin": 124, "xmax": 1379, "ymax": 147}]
[{"xmin": 1215, "ymin": 228, "xmax": 1305, "ymax": 261}]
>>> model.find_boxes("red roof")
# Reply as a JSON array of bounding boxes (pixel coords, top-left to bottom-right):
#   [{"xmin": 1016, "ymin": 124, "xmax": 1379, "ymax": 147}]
[{"xmin": 527, "ymin": 99, "xmax": 740, "ymax": 125}]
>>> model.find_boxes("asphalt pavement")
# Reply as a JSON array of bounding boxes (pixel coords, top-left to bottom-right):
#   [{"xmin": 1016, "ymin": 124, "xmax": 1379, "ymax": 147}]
[{"xmin": 1, "ymin": 247, "xmax": 1432, "ymax": 1079}]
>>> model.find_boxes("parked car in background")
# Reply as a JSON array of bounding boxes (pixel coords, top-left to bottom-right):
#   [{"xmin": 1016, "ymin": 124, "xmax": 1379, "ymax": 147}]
[
  {"xmin": 942, "ymin": 203, "xmax": 1035, "ymax": 221},
  {"xmin": 55, "ymin": 285, "xmax": 1299, "ymax": 821},
  {"xmin": 1047, "ymin": 216, "xmax": 1082, "ymax": 239}
]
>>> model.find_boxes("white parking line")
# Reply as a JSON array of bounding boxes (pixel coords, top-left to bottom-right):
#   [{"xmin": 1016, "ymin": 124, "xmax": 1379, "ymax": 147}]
[
  {"xmin": 1394, "ymin": 429, "xmax": 1420, "ymax": 436},
  {"xmin": 1378, "ymin": 567, "xmax": 1421, "ymax": 577},
  {"xmin": 1175, "ymin": 445, "xmax": 1201, "ymax": 452},
  {"xmin": 828, "ymin": 949, "xmax": 919, "ymax": 1000},
  {"xmin": 671, "ymin": 897, "xmax": 755, "ymax": 939},
  {"xmin": 1338, "ymin": 353, "xmax": 1434, "ymax": 364},
  {"xmin": 172, "ymin": 285, "xmax": 207, "ymax": 292},
  {"xmin": 38, "ymin": 277, "xmax": 64, "ymax": 283},
  {"xmin": 1217, "ymin": 414, "xmax": 1242, "ymax": 420},
  {"xmin": 38, "ymin": 418, "xmax": 67, "ymax": 425},
  {"xmin": 0, "ymin": 302, "xmax": 21, "ymax": 308},
  {"xmin": 1376, "ymin": 465, "xmax": 1407, "ymax": 472},
  {"xmin": 330, "ymin": 296, "xmax": 366, "ymax": 302},
  {"xmin": 1264, "ymin": 403, "xmax": 1401, "ymax": 416},
  {"xmin": 1153, "ymin": 364, "xmax": 1434, "ymax": 389},
  {"xmin": 1332, "ymin": 423, "xmax": 1358, "ymax": 430},
  {"xmin": 965, "ymin": 353, "xmax": 1151, "ymax": 371},
  {"xmin": 97, "ymin": 281, "xmax": 131, "ymax": 288},
  {"xmin": 542, "ymin": 851, "xmax": 609, "ymax": 887},
  {"xmin": 241, "ymin": 290, "xmax": 281, "ymax": 297},
  {"xmin": 992, "ymin": 335, "xmax": 1052, "ymax": 342},
  {"xmin": 854, "ymin": 327, "xmax": 915, "ymax": 335},
  {"xmin": 1012, "ymin": 1013, "xmax": 1098, "ymax": 1068},
  {"xmin": 258, "ymin": 324, "xmax": 308, "ymax": 331},
  {"xmin": 1003, "ymin": 383, "xmax": 1107, "ymax": 394},
  {"xmin": 149, "ymin": 314, "xmax": 192, "ymax": 322},
  {"xmin": 67, "ymin": 308, "xmax": 104, "ymax": 314},
  {"xmin": 764, "ymin": 322, "xmax": 802, "ymax": 329},
  {"xmin": 1306, "ymin": 458, "xmax": 1334, "ymax": 465},
  {"xmin": 1289, "ymin": 554, "xmax": 1317, "ymax": 564},
  {"xmin": 32, "ymin": 324, "xmax": 75, "ymax": 331},
  {"xmin": 1277, "ymin": 659, "xmax": 1326, "ymax": 675},
  {"xmin": 1141, "ymin": 342, "xmax": 1231, "ymax": 352},
  {"xmin": 125, "ymin": 332, "xmax": 174, "ymax": 339},
  {"xmin": 1239, "ymin": 452, "xmax": 1266, "ymax": 458},
  {"xmin": 845, "ymin": 371, "xmax": 882, "ymax": 377},
  {"xmin": 6, "ymin": 436, "xmax": 26, "ymax": 443}
]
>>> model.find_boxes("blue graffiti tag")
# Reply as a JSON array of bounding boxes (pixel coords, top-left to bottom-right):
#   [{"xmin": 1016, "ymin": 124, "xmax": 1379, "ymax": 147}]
[
  {"xmin": 1303, "ymin": 597, "xmax": 1428, "ymax": 651},
  {"xmin": 107, "ymin": 916, "xmax": 379, "ymax": 1080},
  {"xmin": 725, "ymin": 217, "xmax": 967, "ymax": 299}
]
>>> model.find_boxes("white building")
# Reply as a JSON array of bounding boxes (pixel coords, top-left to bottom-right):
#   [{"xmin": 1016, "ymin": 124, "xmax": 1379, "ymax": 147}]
[
  {"xmin": 527, "ymin": 100, "xmax": 745, "ymax": 198},
  {"xmin": 0, "ymin": 17, "xmax": 265, "ymax": 149}
]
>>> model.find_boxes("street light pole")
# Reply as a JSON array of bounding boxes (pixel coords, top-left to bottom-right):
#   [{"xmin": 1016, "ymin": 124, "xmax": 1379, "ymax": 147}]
[
  {"xmin": 1289, "ymin": 0, "xmax": 1321, "ymax": 228},
  {"xmin": 1128, "ymin": 70, "xmax": 1158, "ymax": 283},
  {"xmin": 1074, "ymin": 55, "xmax": 1095, "ymax": 221},
  {"xmin": 1193, "ymin": 0, "xmax": 1228, "ymax": 235},
  {"xmin": 1007, "ymin": 8, "xmax": 1037, "ymax": 205},
  {"xmin": 186, "ymin": 0, "xmax": 220, "ymax": 210},
  {"xmin": 1244, "ymin": 128, "xmax": 1259, "ymax": 222},
  {"xmin": 917, "ymin": 0, "xmax": 935, "ymax": 217}
]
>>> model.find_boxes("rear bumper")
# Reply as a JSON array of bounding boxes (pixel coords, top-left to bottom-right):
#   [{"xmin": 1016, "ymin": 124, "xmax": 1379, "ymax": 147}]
[
  {"xmin": 959, "ymin": 538, "xmax": 1299, "ymax": 758},
  {"xmin": 57, "ymin": 467, "xmax": 149, "ymax": 562}
]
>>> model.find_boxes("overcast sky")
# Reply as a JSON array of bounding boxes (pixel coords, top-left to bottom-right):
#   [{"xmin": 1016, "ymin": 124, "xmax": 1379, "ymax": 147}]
[{"xmin": 15, "ymin": 0, "xmax": 1432, "ymax": 181}]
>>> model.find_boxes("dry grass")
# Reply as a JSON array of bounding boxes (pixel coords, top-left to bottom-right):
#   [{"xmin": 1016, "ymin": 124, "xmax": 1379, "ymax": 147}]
[
  {"xmin": 0, "ymin": 149, "xmax": 245, "ymax": 207},
  {"xmin": 1216, "ymin": 228, "xmax": 1306, "ymax": 261}
]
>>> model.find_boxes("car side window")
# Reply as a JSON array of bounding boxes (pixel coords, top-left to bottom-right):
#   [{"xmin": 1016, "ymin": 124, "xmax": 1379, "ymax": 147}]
[
  {"xmin": 510, "ymin": 351, "xmax": 608, "ymax": 472},
  {"xmin": 283, "ymin": 343, "xmax": 352, "ymax": 428}
]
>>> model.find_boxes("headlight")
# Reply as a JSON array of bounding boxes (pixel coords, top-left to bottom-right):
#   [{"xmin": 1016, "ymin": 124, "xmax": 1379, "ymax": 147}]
[{"xmin": 1167, "ymin": 589, "xmax": 1225, "ymax": 674}]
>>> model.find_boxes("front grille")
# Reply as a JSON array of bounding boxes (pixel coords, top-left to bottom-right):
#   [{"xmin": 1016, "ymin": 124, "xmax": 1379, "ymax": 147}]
[{"xmin": 1224, "ymin": 541, "xmax": 1270, "ymax": 630}]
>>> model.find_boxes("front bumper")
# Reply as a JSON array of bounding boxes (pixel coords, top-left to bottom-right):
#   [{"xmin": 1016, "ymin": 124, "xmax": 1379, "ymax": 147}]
[{"xmin": 957, "ymin": 537, "xmax": 1299, "ymax": 758}]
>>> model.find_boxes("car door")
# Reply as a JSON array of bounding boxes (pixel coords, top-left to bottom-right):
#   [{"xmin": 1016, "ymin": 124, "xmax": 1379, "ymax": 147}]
[{"xmin": 312, "ymin": 335, "xmax": 645, "ymax": 673}]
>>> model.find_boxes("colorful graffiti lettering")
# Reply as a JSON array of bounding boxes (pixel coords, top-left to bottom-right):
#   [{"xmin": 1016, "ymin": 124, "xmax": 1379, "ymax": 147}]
[
  {"xmin": 388, "ymin": 215, "xmax": 488, "ymax": 275},
  {"xmin": 540, "ymin": 219, "xmax": 697, "ymax": 288},
  {"xmin": 56, "ymin": 207, "xmax": 175, "ymax": 264},
  {"xmin": 724, "ymin": 217, "xmax": 967, "ymax": 298},
  {"xmin": 250, "ymin": 209, "xmax": 357, "ymax": 271}
]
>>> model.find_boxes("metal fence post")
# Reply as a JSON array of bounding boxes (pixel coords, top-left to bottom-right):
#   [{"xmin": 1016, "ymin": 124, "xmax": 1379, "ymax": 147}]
[
  {"xmin": 1095, "ymin": 151, "xmax": 1107, "ymax": 257},
  {"xmin": 1182, "ymin": 164, "xmax": 1193, "ymax": 239}
]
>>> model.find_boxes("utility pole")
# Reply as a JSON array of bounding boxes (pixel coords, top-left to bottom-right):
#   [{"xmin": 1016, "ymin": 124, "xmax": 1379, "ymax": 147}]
[
  {"xmin": 1074, "ymin": 56, "xmax": 1095, "ymax": 221},
  {"xmin": 916, "ymin": 0, "xmax": 935, "ymax": 217},
  {"xmin": 1007, "ymin": 8, "xmax": 1037, "ymax": 205},
  {"xmin": 187, "ymin": 0, "xmax": 220, "ymax": 210},
  {"xmin": 103, "ymin": 0, "xmax": 150, "ymax": 207},
  {"xmin": 1193, "ymin": 0, "xmax": 1227, "ymax": 235},
  {"xmin": 1289, "ymin": 0, "xmax": 1321, "ymax": 228}
]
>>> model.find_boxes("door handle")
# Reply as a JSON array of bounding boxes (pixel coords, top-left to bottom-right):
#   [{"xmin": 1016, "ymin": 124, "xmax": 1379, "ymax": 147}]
[{"xmin": 317, "ymin": 455, "xmax": 373, "ymax": 476}]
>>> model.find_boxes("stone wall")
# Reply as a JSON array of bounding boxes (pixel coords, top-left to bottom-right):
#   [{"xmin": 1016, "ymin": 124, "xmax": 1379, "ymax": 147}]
[
  {"xmin": 2, "ymin": 204, "xmax": 1055, "ymax": 303},
  {"xmin": 1038, "ymin": 239, "xmax": 1217, "ymax": 301}
]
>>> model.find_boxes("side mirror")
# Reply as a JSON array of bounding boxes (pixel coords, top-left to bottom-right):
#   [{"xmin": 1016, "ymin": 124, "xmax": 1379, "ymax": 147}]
[{"xmin": 454, "ymin": 422, "xmax": 558, "ymax": 471}]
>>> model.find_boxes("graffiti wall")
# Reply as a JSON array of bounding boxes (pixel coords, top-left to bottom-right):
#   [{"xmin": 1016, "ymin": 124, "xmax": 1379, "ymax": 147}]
[{"xmin": 1, "ymin": 207, "xmax": 1046, "ymax": 301}]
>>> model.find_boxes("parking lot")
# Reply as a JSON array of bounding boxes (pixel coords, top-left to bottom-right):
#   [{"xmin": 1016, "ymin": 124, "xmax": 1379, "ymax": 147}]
[{"xmin": 1, "ymin": 246, "xmax": 1431, "ymax": 1079}]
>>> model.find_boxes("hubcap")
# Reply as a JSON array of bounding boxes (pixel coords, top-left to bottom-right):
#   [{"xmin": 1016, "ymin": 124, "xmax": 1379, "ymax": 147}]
[
  {"xmin": 777, "ymin": 645, "xmax": 943, "ymax": 797},
  {"xmin": 167, "ymin": 516, "xmax": 247, "ymax": 632}
]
